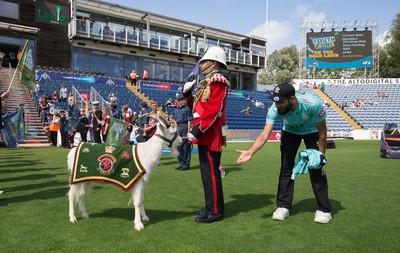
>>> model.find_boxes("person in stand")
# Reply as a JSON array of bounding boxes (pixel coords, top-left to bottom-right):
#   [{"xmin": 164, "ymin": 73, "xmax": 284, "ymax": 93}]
[
  {"xmin": 59, "ymin": 109, "xmax": 70, "ymax": 148},
  {"xmin": 236, "ymin": 83, "xmax": 332, "ymax": 224},
  {"xmin": 142, "ymin": 102, "xmax": 159, "ymax": 141},
  {"xmin": 91, "ymin": 101, "xmax": 102, "ymax": 143},
  {"xmin": 110, "ymin": 103, "xmax": 121, "ymax": 120},
  {"xmin": 89, "ymin": 17, "xmax": 95, "ymax": 32},
  {"xmin": 131, "ymin": 111, "xmax": 138, "ymax": 126},
  {"xmin": 172, "ymin": 94, "xmax": 193, "ymax": 171},
  {"xmin": 241, "ymin": 106, "xmax": 253, "ymax": 115},
  {"xmin": 77, "ymin": 109, "xmax": 88, "ymax": 142},
  {"xmin": 143, "ymin": 69, "xmax": 149, "ymax": 80},
  {"xmin": 67, "ymin": 92, "xmax": 74, "ymax": 116},
  {"xmin": 166, "ymin": 98, "xmax": 173, "ymax": 108},
  {"xmin": 49, "ymin": 102, "xmax": 60, "ymax": 117},
  {"xmin": 34, "ymin": 81, "xmax": 40, "ymax": 93},
  {"xmin": 182, "ymin": 46, "xmax": 229, "ymax": 223},
  {"xmin": 130, "ymin": 70, "xmax": 138, "ymax": 86},
  {"xmin": 87, "ymin": 108, "xmax": 94, "ymax": 142},
  {"xmin": 121, "ymin": 104, "xmax": 133, "ymax": 144},
  {"xmin": 136, "ymin": 101, "xmax": 150, "ymax": 143},
  {"xmin": 101, "ymin": 108, "xmax": 110, "ymax": 143},
  {"xmin": 51, "ymin": 90, "xmax": 59, "ymax": 103},
  {"xmin": 108, "ymin": 92, "xmax": 118, "ymax": 105},
  {"xmin": 49, "ymin": 112, "xmax": 61, "ymax": 147},
  {"xmin": 0, "ymin": 91, "xmax": 9, "ymax": 124},
  {"xmin": 60, "ymin": 84, "xmax": 68, "ymax": 102}
]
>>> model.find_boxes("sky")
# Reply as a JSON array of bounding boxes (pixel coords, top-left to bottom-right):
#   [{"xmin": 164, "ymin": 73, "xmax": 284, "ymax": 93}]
[{"xmin": 106, "ymin": 0, "xmax": 399, "ymax": 55}]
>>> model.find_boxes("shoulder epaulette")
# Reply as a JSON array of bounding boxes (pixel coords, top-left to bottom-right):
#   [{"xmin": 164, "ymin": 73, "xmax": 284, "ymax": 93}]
[{"xmin": 209, "ymin": 73, "xmax": 229, "ymax": 86}]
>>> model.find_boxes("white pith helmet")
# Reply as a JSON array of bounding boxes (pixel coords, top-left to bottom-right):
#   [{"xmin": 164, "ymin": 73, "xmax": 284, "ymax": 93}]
[{"xmin": 200, "ymin": 46, "xmax": 228, "ymax": 69}]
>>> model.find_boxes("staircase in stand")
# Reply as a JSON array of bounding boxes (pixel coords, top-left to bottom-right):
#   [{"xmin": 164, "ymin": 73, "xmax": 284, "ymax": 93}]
[
  {"xmin": 0, "ymin": 68, "xmax": 50, "ymax": 147},
  {"xmin": 126, "ymin": 81, "xmax": 173, "ymax": 121},
  {"xmin": 313, "ymin": 88, "xmax": 362, "ymax": 130}
]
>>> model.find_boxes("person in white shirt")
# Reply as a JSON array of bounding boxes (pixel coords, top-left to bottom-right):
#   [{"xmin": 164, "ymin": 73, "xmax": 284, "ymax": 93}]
[{"xmin": 60, "ymin": 84, "xmax": 68, "ymax": 102}]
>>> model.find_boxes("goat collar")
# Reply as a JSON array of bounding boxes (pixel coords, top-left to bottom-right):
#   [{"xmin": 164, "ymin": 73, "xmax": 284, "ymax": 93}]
[{"xmin": 154, "ymin": 131, "xmax": 179, "ymax": 148}]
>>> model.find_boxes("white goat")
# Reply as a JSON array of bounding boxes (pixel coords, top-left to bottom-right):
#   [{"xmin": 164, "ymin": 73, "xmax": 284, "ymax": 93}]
[{"xmin": 67, "ymin": 115, "xmax": 181, "ymax": 231}]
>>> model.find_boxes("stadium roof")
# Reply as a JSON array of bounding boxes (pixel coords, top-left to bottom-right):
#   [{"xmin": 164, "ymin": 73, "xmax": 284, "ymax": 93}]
[{"xmin": 75, "ymin": 0, "xmax": 258, "ymax": 43}]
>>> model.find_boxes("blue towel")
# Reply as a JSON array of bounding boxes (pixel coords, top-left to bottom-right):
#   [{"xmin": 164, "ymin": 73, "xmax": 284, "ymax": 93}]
[{"xmin": 291, "ymin": 149, "xmax": 328, "ymax": 180}]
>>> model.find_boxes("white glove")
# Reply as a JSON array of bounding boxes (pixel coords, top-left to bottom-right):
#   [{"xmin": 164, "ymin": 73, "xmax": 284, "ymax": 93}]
[
  {"xmin": 183, "ymin": 79, "xmax": 197, "ymax": 93},
  {"xmin": 188, "ymin": 133, "xmax": 197, "ymax": 142}
]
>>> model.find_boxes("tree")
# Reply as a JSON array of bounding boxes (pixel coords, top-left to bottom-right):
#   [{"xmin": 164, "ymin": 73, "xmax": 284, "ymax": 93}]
[
  {"xmin": 257, "ymin": 45, "xmax": 299, "ymax": 85},
  {"xmin": 380, "ymin": 12, "xmax": 400, "ymax": 78}
]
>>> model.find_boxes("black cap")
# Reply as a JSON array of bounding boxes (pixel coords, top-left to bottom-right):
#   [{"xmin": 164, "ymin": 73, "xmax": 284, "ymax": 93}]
[
  {"xmin": 139, "ymin": 101, "xmax": 147, "ymax": 107},
  {"xmin": 177, "ymin": 94, "xmax": 185, "ymax": 100},
  {"xmin": 268, "ymin": 83, "xmax": 295, "ymax": 102},
  {"xmin": 110, "ymin": 103, "xmax": 117, "ymax": 108}
]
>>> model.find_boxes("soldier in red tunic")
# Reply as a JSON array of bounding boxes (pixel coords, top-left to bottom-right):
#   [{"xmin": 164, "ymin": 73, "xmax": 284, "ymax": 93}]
[{"xmin": 183, "ymin": 46, "xmax": 229, "ymax": 223}]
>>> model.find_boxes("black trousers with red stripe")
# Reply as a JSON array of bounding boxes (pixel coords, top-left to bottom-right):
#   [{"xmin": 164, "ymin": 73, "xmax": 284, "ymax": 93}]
[{"xmin": 198, "ymin": 145, "xmax": 224, "ymax": 215}]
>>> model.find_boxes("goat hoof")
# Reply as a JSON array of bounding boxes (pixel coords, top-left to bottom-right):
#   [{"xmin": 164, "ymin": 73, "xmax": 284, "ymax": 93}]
[
  {"xmin": 70, "ymin": 216, "xmax": 78, "ymax": 223},
  {"xmin": 142, "ymin": 216, "xmax": 149, "ymax": 221},
  {"xmin": 134, "ymin": 221, "xmax": 144, "ymax": 231},
  {"xmin": 81, "ymin": 213, "xmax": 89, "ymax": 219}
]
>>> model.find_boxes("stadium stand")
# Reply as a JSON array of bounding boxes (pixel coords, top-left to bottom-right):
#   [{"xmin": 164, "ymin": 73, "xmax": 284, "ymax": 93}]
[
  {"xmin": 33, "ymin": 71, "xmax": 400, "ymax": 136},
  {"xmin": 299, "ymin": 85, "xmax": 354, "ymax": 133},
  {"xmin": 35, "ymin": 79, "xmax": 144, "ymax": 119},
  {"xmin": 324, "ymin": 83, "xmax": 400, "ymax": 130}
]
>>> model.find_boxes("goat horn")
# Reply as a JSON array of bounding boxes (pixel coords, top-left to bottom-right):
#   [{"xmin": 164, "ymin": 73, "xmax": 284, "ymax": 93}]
[
  {"xmin": 156, "ymin": 114, "xmax": 171, "ymax": 128},
  {"xmin": 136, "ymin": 113, "xmax": 150, "ymax": 124}
]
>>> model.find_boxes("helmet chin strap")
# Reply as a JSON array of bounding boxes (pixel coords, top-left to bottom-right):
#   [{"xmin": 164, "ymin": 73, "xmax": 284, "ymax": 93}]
[{"xmin": 200, "ymin": 61, "xmax": 213, "ymax": 73}]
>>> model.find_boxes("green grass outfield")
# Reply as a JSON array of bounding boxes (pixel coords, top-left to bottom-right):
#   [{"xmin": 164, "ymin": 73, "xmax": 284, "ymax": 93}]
[{"xmin": 0, "ymin": 140, "xmax": 399, "ymax": 253}]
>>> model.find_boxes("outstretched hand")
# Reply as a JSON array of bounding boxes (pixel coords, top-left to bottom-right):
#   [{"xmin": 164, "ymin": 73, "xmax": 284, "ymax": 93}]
[{"xmin": 236, "ymin": 150, "xmax": 252, "ymax": 164}]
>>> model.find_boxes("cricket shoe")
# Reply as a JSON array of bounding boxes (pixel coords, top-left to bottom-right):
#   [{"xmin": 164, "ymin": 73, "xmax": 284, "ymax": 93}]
[
  {"xmin": 314, "ymin": 210, "xmax": 332, "ymax": 224},
  {"xmin": 272, "ymin": 207, "xmax": 289, "ymax": 221}
]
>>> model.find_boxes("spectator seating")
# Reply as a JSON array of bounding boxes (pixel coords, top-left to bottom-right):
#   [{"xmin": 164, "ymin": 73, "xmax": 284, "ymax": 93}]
[
  {"xmin": 36, "ymin": 69, "xmax": 399, "ymax": 132},
  {"xmin": 324, "ymin": 83, "xmax": 400, "ymax": 130},
  {"xmin": 35, "ymin": 79, "xmax": 144, "ymax": 121}
]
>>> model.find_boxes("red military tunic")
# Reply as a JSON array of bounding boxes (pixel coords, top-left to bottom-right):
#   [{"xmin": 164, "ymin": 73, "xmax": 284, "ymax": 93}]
[{"xmin": 186, "ymin": 71, "xmax": 229, "ymax": 152}]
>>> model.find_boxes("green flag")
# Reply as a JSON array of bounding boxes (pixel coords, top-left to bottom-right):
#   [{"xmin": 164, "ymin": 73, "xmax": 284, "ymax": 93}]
[
  {"xmin": 19, "ymin": 40, "xmax": 35, "ymax": 90},
  {"xmin": 1, "ymin": 109, "xmax": 25, "ymax": 148},
  {"xmin": 106, "ymin": 118, "xmax": 127, "ymax": 146}
]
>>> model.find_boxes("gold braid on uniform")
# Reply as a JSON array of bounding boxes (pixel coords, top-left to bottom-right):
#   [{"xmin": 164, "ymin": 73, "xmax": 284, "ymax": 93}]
[{"xmin": 193, "ymin": 71, "xmax": 230, "ymax": 105}]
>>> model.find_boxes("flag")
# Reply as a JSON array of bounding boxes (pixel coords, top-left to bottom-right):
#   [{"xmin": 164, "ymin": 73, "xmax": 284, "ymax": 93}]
[
  {"xmin": 1, "ymin": 109, "xmax": 25, "ymax": 148},
  {"xmin": 65, "ymin": 118, "xmax": 78, "ymax": 134},
  {"xmin": 18, "ymin": 40, "xmax": 35, "ymax": 90},
  {"xmin": 186, "ymin": 61, "xmax": 199, "ymax": 82},
  {"xmin": 106, "ymin": 118, "xmax": 127, "ymax": 146}
]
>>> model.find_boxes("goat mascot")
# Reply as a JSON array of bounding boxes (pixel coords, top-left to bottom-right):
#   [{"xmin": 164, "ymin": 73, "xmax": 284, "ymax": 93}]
[{"xmin": 67, "ymin": 114, "xmax": 181, "ymax": 231}]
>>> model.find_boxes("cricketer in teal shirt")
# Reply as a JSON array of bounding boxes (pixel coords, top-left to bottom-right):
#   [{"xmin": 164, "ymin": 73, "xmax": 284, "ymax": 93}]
[
  {"xmin": 266, "ymin": 93, "xmax": 327, "ymax": 135},
  {"xmin": 236, "ymin": 83, "xmax": 332, "ymax": 224}
]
